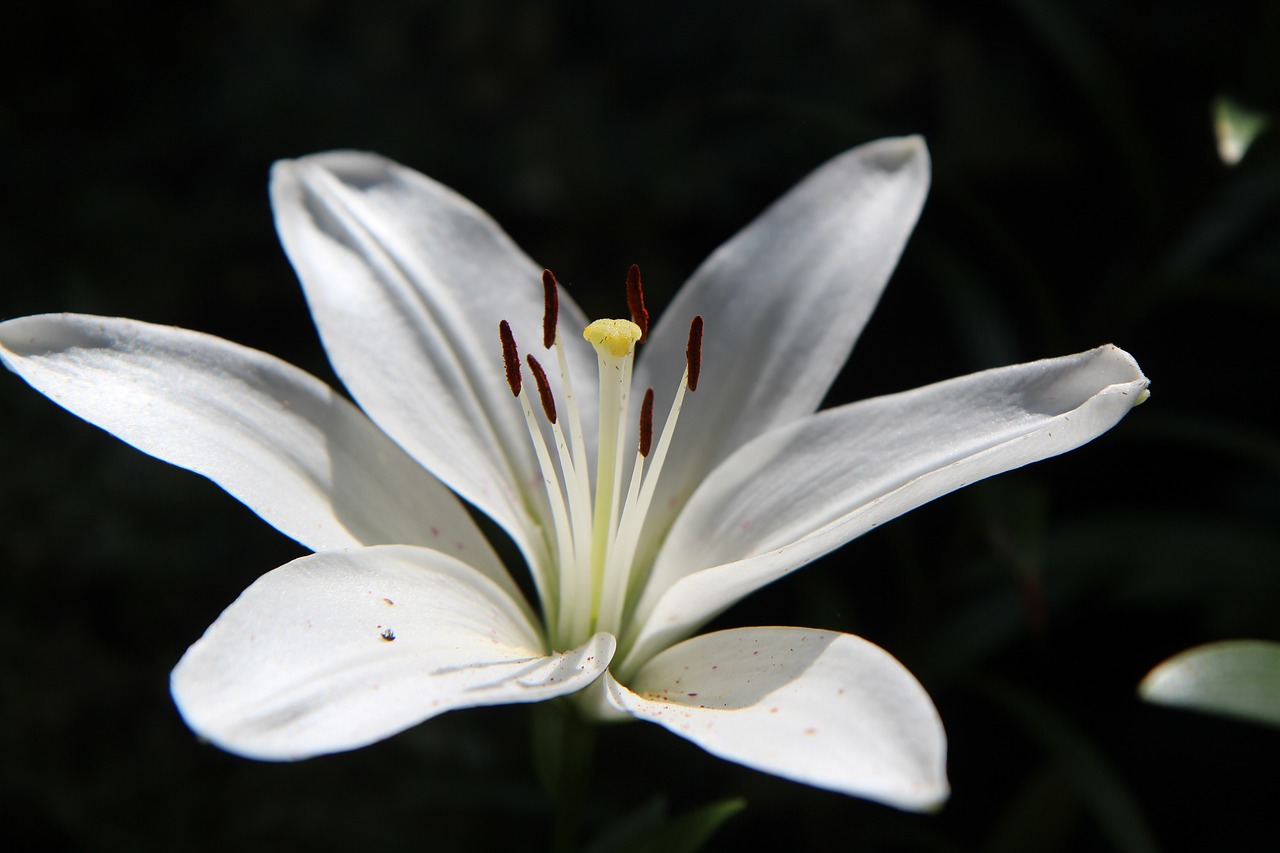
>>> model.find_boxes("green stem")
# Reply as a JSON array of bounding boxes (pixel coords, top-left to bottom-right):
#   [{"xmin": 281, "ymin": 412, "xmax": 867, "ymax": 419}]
[{"xmin": 533, "ymin": 700, "xmax": 597, "ymax": 853}]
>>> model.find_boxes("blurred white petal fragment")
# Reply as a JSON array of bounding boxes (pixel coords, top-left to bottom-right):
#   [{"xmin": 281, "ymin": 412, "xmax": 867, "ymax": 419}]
[
  {"xmin": 1140, "ymin": 640, "xmax": 1280, "ymax": 728},
  {"xmin": 1214, "ymin": 95, "xmax": 1271, "ymax": 166}
]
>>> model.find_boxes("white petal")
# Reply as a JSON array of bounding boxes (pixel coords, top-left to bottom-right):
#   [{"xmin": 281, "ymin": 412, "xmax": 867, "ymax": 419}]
[
  {"xmin": 271, "ymin": 152, "xmax": 596, "ymax": 558},
  {"xmin": 171, "ymin": 545, "xmax": 615, "ymax": 760},
  {"xmin": 626, "ymin": 345, "xmax": 1147, "ymax": 668},
  {"xmin": 633, "ymin": 137, "xmax": 930, "ymax": 529},
  {"xmin": 604, "ymin": 628, "xmax": 947, "ymax": 811},
  {"xmin": 1140, "ymin": 640, "xmax": 1280, "ymax": 728},
  {"xmin": 0, "ymin": 314, "xmax": 515, "ymax": 590}
]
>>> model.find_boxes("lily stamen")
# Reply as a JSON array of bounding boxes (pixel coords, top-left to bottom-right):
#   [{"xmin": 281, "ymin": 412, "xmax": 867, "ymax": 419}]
[
  {"xmin": 638, "ymin": 388, "xmax": 655, "ymax": 459},
  {"xmin": 625, "ymin": 263, "xmax": 649, "ymax": 341},
  {"xmin": 499, "ymin": 319, "xmax": 522, "ymax": 397},
  {"xmin": 541, "ymin": 269, "xmax": 559, "ymax": 350},
  {"xmin": 686, "ymin": 314, "xmax": 703, "ymax": 392},
  {"xmin": 499, "ymin": 320, "xmax": 569, "ymax": 625},
  {"xmin": 542, "ymin": 271, "xmax": 594, "ymax": 600},
  {"xmin": 525, "ymin": 354, "xmax": 557, "ymax": 425}
]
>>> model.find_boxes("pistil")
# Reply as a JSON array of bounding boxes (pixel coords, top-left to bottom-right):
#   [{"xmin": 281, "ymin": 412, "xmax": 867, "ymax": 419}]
[
  {"xmin": 582, "ymin": 318, "xmax": 643, "ymax": 627},
  {"xmin": 595, "ymin": 318, "xmax": 702, "ymax": 635}
]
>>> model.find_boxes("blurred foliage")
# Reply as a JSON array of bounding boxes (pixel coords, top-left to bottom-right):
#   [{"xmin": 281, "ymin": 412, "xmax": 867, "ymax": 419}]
[{"xmin": 2, "ymin": 0, "xmax": 1278, "ymax": 850}]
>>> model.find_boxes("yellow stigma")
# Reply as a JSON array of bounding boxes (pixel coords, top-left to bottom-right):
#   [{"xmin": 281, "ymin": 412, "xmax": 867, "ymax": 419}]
[{"xmin": 583, "ymin": 319, "xmax": 643, "ymax": 358}]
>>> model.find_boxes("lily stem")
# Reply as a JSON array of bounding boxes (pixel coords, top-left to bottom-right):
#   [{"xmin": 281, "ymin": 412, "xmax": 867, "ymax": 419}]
[{"xmin": 533, "ymin": 700, "xmax": 598, "ymax": 853}]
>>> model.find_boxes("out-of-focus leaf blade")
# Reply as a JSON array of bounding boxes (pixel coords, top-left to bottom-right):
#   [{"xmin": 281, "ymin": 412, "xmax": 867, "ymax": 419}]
[
  {"xmin": 985, "ymin": 765, "xmax": 1078, "ymax": 853},
  {"xmin": 977, "ymin": 678, "xmax": 1160, "ymax": 853},
  {"xmin": 586, "ymin": 796, "xmax": 745, "ymax": 853}
]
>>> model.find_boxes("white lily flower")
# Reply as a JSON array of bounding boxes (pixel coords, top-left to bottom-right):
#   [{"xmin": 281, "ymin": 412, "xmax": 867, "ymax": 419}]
[{"xmin": 0, "ymin": 136, "xmax": 1148, "ymax": 812}]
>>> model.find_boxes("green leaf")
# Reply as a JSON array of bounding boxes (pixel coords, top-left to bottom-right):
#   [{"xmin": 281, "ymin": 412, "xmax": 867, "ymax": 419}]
[
  {"xmin": 984, "ymin": 765, "xmax": 1078, "ymax": 853},
  {"xmin": 976, "ymin": 678, "xmax": 1160, "ymax": 853},
  {"xmin": 586, "ymin": 796, "xmax": 746, "ymax": 853},
  {"xmin": 645, "ymin": 798, "xmax": 746, "ymax": 853},
  {"xmin": 1140, "ymin": 640, "xmax": 1280, "ymax": 727},
  {"xmin": 585, "ymin": 796, "xmax": 667, "ymax": 853}
]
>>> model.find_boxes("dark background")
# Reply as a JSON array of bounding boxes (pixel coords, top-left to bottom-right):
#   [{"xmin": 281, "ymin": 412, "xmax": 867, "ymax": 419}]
[{"xmin": 3, "ymin": 1, "xmax": 1278, "ymax": 850}]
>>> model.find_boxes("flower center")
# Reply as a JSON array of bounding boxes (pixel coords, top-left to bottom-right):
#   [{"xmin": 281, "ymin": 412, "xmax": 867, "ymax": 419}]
[{"xmin": 499, "ymin": 266, "xmax": 702, "ymax": 650}]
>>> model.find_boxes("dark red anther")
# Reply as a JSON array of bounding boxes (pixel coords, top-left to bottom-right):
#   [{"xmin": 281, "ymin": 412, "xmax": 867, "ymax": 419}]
[
  {"xmin": 499, "ymin": 320, "xmax": 521, "ymax": 396},
  {"xmin": 639, "ymin": 388, "xmax": 655, "ymax": 457},
  {"xmin": 526, "ymin": 354, "xmax": 557, "ymax": 424},
  {"xmin": 541, "ymin": 269, "xmax": 559, "ymax": 349},
  {"xmin": 626, "ymin": 263, "xmax": 649, "ymax": 342},
  {"xmin": 685, "ymin": 315, "xmax": 703, "ymax": 392}
]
